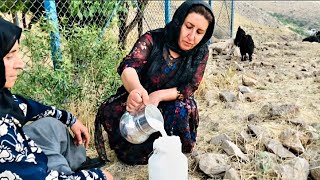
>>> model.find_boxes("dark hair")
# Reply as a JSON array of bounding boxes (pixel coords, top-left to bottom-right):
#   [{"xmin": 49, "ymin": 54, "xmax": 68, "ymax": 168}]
[{"xmin": 188, "ymin": 5, "xmax": 213, "ymax": 24}]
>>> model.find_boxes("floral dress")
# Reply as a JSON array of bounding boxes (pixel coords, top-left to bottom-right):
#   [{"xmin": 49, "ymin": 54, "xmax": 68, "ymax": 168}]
[
  {"xmin": 0, "ymin": 95, "xmax": 106, "ymax": 179},
  {"xmin": 95, "ymin": 31, "xmax": 208, "ymax": 165}
]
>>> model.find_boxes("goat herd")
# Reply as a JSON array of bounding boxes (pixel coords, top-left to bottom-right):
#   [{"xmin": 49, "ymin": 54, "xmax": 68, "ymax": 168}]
[{"xmin": 230, "ymin": 26, "xmax": 320, "ymax": 62}]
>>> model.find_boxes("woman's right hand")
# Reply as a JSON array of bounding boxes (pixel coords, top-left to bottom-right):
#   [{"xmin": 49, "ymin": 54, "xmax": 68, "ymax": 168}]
[{"xmin": 126, "ymin": 88, "xmax": 149, "ymax": 113}]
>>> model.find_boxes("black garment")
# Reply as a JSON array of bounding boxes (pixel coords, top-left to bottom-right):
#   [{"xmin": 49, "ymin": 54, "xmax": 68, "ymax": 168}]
[
  {"xmin": 142, "ymin": 29, "xmax": 210, "ymax": 95},
  {"xmin": 0, "ymin": 17, "xmax": 25, "ymax": 123},
  {"xmin": 144, "ymin": 0, "xmax": 215, "ymax": 95},
  {"xmin": 164, "ymin": 0, "xmax": 215, "ymax": 57},
  {"xmin": 94, "ymin": 1, "xmax": 214, "ymax": 165}
]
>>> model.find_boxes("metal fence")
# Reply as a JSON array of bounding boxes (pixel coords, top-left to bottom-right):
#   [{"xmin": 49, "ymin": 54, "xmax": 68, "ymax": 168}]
[
  {"xmin": 0, "ymin": 0, "xmax": 234, "ymax": 65},
  {"xmin": 0, "ymin": 0, "xmax": 234, "ymax": 114}
]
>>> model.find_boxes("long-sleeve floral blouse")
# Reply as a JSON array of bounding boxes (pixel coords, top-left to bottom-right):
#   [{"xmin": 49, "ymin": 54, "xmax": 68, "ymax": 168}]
[
  {"xmin": 0, "ymin": 95, "xmax": 106, "ymax": 179},
  {"xmin": 95, "ymin": 30, "xmax": 209, "ymax": 165}
]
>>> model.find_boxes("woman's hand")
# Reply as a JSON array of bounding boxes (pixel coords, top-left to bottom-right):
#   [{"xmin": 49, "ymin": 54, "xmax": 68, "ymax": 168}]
[
  {"xmin": 126, "ymin": 88, "xmax": 149, "ymax": 113},
  {"xmin": 148, "ymin": 91, "xmax": 162, "ymax": 107},
  {"xmin": 103, "ymin": 169, "xmax": 113, "ymax": 180},
  {"xmin": 70, "ymin": 120, "xmax": 90, "ymax": 148}
]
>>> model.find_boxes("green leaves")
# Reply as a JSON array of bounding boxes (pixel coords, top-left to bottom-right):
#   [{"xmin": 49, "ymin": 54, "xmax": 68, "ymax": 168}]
[
  {"xmin": 69, "ymin": 0, "xmax": 116, "ymax": 20},
  {"xmin": 13, "ymin": 26, "xmax": 123, "ymax": 109},
  {"xmin": 0, "ymin": 0, "xmax": 27, "ymax": 13}
]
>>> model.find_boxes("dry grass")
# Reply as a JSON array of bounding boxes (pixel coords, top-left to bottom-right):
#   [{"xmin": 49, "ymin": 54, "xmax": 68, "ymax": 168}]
[{"xmin": 4, "ymin": 2, "xmax": 320, "ymax": 179}]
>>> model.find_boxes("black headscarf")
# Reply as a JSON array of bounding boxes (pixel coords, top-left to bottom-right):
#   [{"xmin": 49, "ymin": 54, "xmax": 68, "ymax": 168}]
[
  {"xmin": 0, "ymin": 17, "xmax": 25, "ymax": 123},
  {"xmin": 164, "ymin": 0, "xmax": 215, "ymax": 57},
  {"xmin": 142, "ymin": 0, "xmax": 215, "ymax": 92}
]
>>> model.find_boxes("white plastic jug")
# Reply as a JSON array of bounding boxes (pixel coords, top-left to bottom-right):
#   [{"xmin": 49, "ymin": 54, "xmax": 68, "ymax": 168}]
[{"xmin": 148, "ymin": 136, "xmax": 188, "ymax": 180}]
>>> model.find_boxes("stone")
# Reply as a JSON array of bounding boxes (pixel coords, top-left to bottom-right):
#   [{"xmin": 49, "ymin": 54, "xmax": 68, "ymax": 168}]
[
  {"xmin": 210, "ymin": 134, "xmax": 231, "ymax": 145},
  {"xmin": 198, "ymin": 153, "xmax": 230, "ymax": 177},
  {"xmin": 222, "ymin": 140, "xmax": 249, "ymax": 162},
  {"xmin": 264, "ymin": 138, "xmax": 296, "ymax": 158},
  {"xmin": 276, "ymin": 157, "xmax": 309, "ymax": 180},
  {"xmin": 279, "ymin": 129, "xmax": 305, "ymax": 153},
  {"xmin": 224, "ymin": 168, "xmax": 240, "ymax": 180},
  {"xmin": 242, "ymin": 75, "xmax": 258, "ymax": 86}
]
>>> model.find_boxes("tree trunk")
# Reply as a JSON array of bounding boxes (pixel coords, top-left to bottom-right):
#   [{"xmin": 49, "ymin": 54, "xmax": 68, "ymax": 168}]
[
  {"xmin": 118, "ymin": 1, "xmax": 129, "ymax": 50},
  {"xmin": 118, "ymin": 0, "xmax": 148, "ymax": 50}
]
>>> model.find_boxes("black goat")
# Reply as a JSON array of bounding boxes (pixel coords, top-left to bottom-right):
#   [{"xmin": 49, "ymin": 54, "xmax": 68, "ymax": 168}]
[
  {"xmin": 234, "ymin": 26, "xmax": 255, "ymax": 61},
  {"xmin": 302, "ymin": 31, "xmax": 320, "ymax": 43}
]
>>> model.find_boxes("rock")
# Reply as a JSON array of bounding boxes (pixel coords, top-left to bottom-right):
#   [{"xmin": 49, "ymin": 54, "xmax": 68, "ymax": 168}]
[
  {"xmin": 237, "ymin": 130, "xmax": 253, "ymax": 144},
  {"xmin": 234, "ymin": 62, "xmax": 244, "ymax": 71},
  {"xmin": 248, "ymin": 124, "xmax": 269, "ymax": 140},
  {"xmin": 259, "ymin": 104, "xmax": 300, "ymax": 119},
  {"xmin": 242, "ymin": 75, "xmax": 258, "ymax": 86},
  {"xmin": 247, "ymin": 113, "xmax": 257, "ymax": 121},
  {"xmin": 298, "ymin": 133, "xmax": 312, "ymax": 147},
  {"xmin": 310, "ymin": 160, "xmax": 320, "ymax": 180},
  {"xmin": 270, "ymin": 104, "xmax": 299, "ymax": 117},
  {"xmin": 279, "ymin": 129, "xmax": 305, "ymax": 153},
  {"xmin": 264, "ymin": 138, "xmax": 296, "ymax": 158},
  {"xmin": 210, "ymin": 134, "xmax": 231, "ymax": 145},
  {"xmin": 224, "ymin": 168, "xmax": 240, "ymax": 180},
  {"xmin": 304, "ymin": 125, "xmax": 320, "ymax": 141},
  {"xmin": 244, "ymin": 93, "xmax": 262, "ymax": 102},
  {"xmin": 222, "ymin": 140, "xmax": 249, "ymax": 162},
  {"xmin": 198, "ymin": 153, "xmax": 230, "ymax": 177},
  {"xmin": 286, "ymin": 118, "xmax": 306, "ymax": 127},
  {"xmin": 238, "ymin": 85, "xmax": 252, "ymax": 94},
  {"xmin": 276, "ymin": 157, "xmax": 309, "ymax": 180},
  {"xmin": 219, "ymin": 91, "xmax": 237, "ymax": 102},
  {"xmin": 300, "ymin": 145, "xmax": 320, "ymax": 162}
]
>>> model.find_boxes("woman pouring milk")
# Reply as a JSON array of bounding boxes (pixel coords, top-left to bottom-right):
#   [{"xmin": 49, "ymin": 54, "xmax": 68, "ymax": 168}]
[{"xmin": 95, "ymin": 0, "xmax": 215, "ymax": 165}]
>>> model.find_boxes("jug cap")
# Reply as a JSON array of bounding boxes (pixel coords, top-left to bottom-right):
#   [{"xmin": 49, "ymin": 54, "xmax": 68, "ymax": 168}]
[{"xmin": 153, "ymin": 136, "xmax": 182, "ymax": 153}]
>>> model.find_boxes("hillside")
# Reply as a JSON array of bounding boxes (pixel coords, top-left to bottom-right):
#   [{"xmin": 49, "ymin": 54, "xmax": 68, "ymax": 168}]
[{"xmin": 102, "ymin": 2, "xmax": 320, "ymax": 179}]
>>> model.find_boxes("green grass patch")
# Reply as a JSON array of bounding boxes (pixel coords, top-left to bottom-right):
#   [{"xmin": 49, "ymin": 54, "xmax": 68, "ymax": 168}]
[{"xmin": 270, "ymin": 12, "xmax": 308, "ymax": 36}]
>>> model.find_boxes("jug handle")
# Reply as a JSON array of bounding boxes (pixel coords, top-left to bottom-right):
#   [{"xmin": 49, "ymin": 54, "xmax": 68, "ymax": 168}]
[
  {"xmin": 127, "ymin": 104, "xmax": 146, "ymax": 116},
  {"xmin": 126, "ymin": 111, "xmax": 136, "ymax": 116}
]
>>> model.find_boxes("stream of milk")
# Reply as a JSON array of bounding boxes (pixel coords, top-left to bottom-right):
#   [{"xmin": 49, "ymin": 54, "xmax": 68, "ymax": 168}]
[{"xmin": 148, "ymin": 118, "xmax": 168, "ymax": 137}]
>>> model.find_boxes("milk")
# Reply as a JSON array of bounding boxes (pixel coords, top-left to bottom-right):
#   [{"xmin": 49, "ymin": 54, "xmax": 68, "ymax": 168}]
[
  {"xmin": 148, "ymin": 136, "xmax": 188, "ymax": 180},
  {"xmin": 148, "ymin": 118, "xmax": 167, "ymax": 137}
]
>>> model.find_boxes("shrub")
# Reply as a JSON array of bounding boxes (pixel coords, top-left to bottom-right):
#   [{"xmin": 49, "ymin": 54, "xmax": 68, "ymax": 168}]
[{"xmin": 13, "ymin": 24, "xmax": 123, "ymax": 110}]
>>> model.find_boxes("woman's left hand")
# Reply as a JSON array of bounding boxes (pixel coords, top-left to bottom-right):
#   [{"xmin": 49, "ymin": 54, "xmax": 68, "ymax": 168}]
[
  {"xmin": 70, "ymin": 120, "xmax": 90, "ymax": 148},
  {"xmin": 148, "ymin": 91, "xmax": 161, "ymax": 107}
]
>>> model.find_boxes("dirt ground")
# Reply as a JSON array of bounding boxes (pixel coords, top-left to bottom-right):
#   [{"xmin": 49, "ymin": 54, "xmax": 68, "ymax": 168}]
[{"xmin": 99, "ymin": 2, "xmax": 320, "ymax": 179}]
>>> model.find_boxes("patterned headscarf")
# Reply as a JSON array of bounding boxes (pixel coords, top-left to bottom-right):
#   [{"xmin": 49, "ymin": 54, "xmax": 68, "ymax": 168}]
[{"xmin": 0, "ymin": 17, "xmax": 25, "ymax": 122}]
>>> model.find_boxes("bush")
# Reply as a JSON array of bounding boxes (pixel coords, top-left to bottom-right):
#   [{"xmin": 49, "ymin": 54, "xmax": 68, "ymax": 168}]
[{"xmin": 13, "ymin": 25, "xmax": 123, "ymax": 110}]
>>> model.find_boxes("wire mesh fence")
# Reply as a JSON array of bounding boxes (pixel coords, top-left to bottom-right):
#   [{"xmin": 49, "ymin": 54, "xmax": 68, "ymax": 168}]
[
  {"xmin": 1, "ymin": 0, "xmax": 233, "ymax": 63},
  {"xmin": 0, "ymin": 0, "xmax": 233, "ymax": 107}
]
